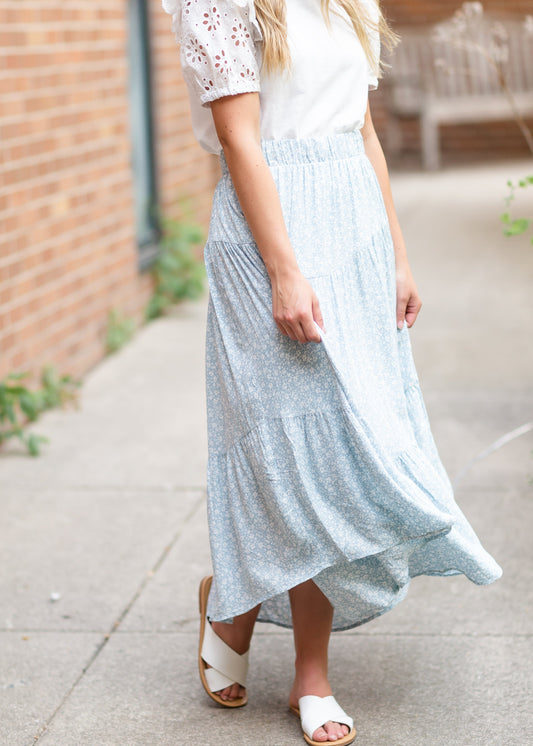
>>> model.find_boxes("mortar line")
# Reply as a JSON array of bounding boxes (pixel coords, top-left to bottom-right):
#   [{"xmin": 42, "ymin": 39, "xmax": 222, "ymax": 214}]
[{"xmin": 31, "ymin": 491, "xmax": 206, "ymax": 744}]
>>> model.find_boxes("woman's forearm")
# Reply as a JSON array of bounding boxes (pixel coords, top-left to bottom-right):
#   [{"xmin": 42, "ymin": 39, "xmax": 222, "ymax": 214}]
[
  {"xmin": 361, "ymin": 113, "xmax": 409, "ymax": 267},
  {"xmin": 361, "ymin": 102, "xmax": 422, "ymax": 328},
  {"xmin": 211, "ymin": 92, "xmax": 323, "ymax": 343},
  {"xmin": 211, "ymin": 93, "xmax": 299, "ymax": 281},
  {"xmin": 221, "ymin": 135, "xmax": 300, "ymax": 280}
]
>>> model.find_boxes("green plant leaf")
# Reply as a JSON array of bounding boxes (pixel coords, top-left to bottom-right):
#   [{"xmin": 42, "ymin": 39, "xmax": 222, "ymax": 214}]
[
  {"xmin": 5, "ymin": 371, "xmax": 30, "ymax": 381},
  {"xmin": 26, "ymin": 432, "xmax": 49, "ymax": 456},
  {"xmin": 0, "ymin": 428, "xmax": 24, "ymax": 441},
  {"xmin": 18, "ymin": 391, "xmax": 41, "ymax": 420},
  {"xmin": 0, "ymin": 366, "xmax": 81, "ymax": 456},
  {"xmin": 105, "ymin": 309, "xmax": 136, "ymax": 353},
  {"xmin": 145, "ymin": 293, "xmax": 168, "ymax": 320},
  {"xmin": 4, "ymin": 401, "xmax": 16, "ymax": 424},
  {"xmin": 504, "ymin": 218, "xmax": 530, "ymax": 236}
]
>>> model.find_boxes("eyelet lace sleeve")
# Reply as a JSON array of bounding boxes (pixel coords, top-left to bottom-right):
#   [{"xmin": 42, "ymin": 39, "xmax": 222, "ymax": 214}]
[{"xmin": 162, "ymin": 0, "xmax": 262, "ymax": 106}]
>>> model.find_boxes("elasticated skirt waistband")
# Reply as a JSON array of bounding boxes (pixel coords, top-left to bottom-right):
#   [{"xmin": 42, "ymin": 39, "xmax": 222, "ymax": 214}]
[{"xmin": 219, "ymin": 129, "xmax": 365, "ymax": 173}]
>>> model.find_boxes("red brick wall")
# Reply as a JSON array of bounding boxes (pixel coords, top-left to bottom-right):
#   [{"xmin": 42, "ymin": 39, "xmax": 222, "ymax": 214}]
[
  {"xmin": 0, "ymin": 0, "xmax": 217, "ymax": 383},
  {"xmin": 375, "ymin": 0, "xmax": 533, "ymax": 162},
  {"xmin": 1, "ymin": 0, "xmax": 530, "ymax": 385},
  {"xmin": 152, "ymin": 1, "xmax": 219, "ymax": 226}
]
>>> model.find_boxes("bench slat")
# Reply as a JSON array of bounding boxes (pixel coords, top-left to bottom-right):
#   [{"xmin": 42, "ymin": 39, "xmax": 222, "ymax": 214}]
[{"xmin": 383, "ymin": 16, "xmax": 533, "ymax": 169}]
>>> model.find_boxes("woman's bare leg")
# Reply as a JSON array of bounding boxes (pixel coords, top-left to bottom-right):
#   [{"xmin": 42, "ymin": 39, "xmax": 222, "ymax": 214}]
[
  {"xmin": 289, "ymin": 579, "xmax": 349, "ymax": 742},
  {"xmin": 210, "ymin": 604, "xmax": 261, "ymax": 701}
]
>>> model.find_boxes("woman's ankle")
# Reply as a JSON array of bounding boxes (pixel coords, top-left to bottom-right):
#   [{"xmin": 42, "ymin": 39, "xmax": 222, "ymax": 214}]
[
  {"xmin": 211, "ymin": 620, "xmax": 251, "ymax": 655},
  {"xmin": 210, "ymin": 604, "xmax": 260, "ymax": 655},
  {"xmin": 291, "ymin": 663, "xmax": 332, "ymax": 700}
]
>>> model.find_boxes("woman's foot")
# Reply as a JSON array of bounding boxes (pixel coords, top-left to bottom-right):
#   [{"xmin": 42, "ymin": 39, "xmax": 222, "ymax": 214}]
[
  {"xmin": 198, "ymin": 576, "xmax": 260, "ymax": 707},
  {"xmin": 209, "ymin": 618, "xmax": 255, "ymax": 702},
  {"xmin": 289, "ymin": 674, "xmax": 350, "ymax": 742},
  {"xmin": 288, "ymin": 579, "xmax": 350, "ymax": 742}
]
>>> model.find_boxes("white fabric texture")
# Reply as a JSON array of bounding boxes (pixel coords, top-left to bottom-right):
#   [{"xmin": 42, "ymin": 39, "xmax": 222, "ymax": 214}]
[{"xmin": 162, "ymin": 0, "xmax": 381, "ymax": 153}]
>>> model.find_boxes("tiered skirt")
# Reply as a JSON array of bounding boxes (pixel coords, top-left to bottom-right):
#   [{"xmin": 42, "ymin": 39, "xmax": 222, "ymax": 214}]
[{"xmin": 202, "ymin": 130, "xmax": 502, "ymax": 630}]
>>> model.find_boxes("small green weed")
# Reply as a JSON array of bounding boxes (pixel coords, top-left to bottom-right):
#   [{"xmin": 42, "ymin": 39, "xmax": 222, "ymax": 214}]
[
  {"xmin": 145, "ymin": 213, "xmax": 205, "ymax": 320},
  {"xmin": 501, "ymin": 176, "xmax": 533, "ymax": 245},
  {"xmin": 105, "ymin": 308, "xmax": 137, "ymax": 354},
  {"xmin": 0, "ymin": 366, "xmax": 81, "ymax": 456}
]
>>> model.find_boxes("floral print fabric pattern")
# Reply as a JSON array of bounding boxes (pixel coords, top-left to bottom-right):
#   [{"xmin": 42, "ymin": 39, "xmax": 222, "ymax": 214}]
[{"xmin": 203, "ymin": 131, "xmax": 502, "ymax": 629}]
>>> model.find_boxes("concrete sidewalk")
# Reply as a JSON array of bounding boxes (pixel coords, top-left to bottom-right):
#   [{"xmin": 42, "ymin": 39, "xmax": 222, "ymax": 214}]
[{"xmin": 1, "ymin": 159, "xmax": 532, "ymax": 746}]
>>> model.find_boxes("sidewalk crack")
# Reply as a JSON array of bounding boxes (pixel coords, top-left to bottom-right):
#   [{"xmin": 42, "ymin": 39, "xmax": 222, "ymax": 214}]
[
  {"xmin": 453, "ymin": 421, "xmax": 533, "ymax": 488},
  {"xmin": 31, "ymin": 491, "xmax": 206, "ymax": 743}
]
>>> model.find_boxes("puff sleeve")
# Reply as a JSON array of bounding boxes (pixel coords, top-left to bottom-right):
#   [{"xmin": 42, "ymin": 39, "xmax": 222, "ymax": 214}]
[{"xmin": 162, "ymin": 0, "xmax": 262, "ymax": 106}]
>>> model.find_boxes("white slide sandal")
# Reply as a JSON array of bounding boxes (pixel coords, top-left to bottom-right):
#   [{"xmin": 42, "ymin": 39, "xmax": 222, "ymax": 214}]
[
  {"xmin": 198, "ymin": 575, "xmax": 249, "ymax": 708},
  {"xmin": 290, "ymin": 695, "xmax": 356, "ymax": 745}
]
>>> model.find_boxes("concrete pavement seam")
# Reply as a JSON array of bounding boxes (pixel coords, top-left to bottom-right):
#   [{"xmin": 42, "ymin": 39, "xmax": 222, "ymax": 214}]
[
  {"xmin": 5, "ymin": 629, "xmax": 529, "ymax": 637},
  {"xmin": 453, "ymin": 421, "xmax": 533, "ymax": 488},
  {"xmin": 4, "ymin": 485, "xmax": 207, "ymax": 494},
  {"xmin": 30, "ymin": 490, "xmax": 206, "ymax": 744}
]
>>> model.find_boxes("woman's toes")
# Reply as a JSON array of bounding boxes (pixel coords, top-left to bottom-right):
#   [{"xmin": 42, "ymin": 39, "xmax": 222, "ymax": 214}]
[
  {"xmin": 311, "ymin": 727, "xmax": 330, "ymax": 742},
  {"xmin": 217, "ymin": 683, "xmax": 245, "ymax": 701},
  {"xmin": 333, "ymin": 723, "xmax": 349, "ymax": 737},
  {"xmin": 311, "ymin": 720, "xmax": 352, "ymax": 742},
  {"xmin": 323, "ymin": 720, "xmax": 348, "ymax": 740}
]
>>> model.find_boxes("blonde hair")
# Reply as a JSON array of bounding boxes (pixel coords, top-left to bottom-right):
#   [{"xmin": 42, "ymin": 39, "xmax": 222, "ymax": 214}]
[{"xmin": 254, "ymin": 0, "xmax": 399, "ymax": 76}]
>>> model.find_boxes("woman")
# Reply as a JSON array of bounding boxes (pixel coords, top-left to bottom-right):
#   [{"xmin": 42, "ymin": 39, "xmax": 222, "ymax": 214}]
[{"xmin": 162, "ymin": 1, "xmax": 502, "ymax": 743}]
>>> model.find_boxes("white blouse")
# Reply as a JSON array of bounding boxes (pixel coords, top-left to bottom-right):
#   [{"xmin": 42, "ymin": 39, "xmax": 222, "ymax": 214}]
[{"xmin": 162, "ymin": 0, "xmax": 380, "ymax": 154}]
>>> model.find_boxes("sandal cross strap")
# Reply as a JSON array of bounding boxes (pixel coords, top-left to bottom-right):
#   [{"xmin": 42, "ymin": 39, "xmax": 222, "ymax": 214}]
[
  {"xmin": 290, "ymin": 695, "xmax": 356, "ymax": 746},
  {"xmin": 198, "ymin": 575, "xmax": 249, "ymax": 708},
  {"xmin": 201, "ymin": 616, "xmax": 249, "ymax": 691}
]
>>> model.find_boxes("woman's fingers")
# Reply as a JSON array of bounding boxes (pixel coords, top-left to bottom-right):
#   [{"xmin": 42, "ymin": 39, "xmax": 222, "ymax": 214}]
[
  {"xmin": 397, "ymin": 294, "xmax": 422, "ymax": 329},
  {"xmin": 301, "ymin": 315, "xmax": 322, "ymax": 343},
  {"xmin": 288, "ymin": 303, "xmax": 322, "ymax": 343},
  {"xmin": 272, "ymin": 273, "xmax": 323, "ymax": 343},
  {"xmin": 398, "ymin": 286, "xmax": 422, "ymax": 328},
  {"xmin": 396, "ymin": 263, "xmax": 422, "ymax": 329},
  {"xmin": 276, "ymin": 320, "xmax": 297, "ymax": 341},
  {"xmin": 312, "ymin": 294, "xmax": 325, "ymax": 335},
  {"xmin": 284, "ymin": 317, "xmax": 319, "ymax": 344},
  {"xmin": 405, "ymin": 295, "xmax": 422, "ymax": 327}
]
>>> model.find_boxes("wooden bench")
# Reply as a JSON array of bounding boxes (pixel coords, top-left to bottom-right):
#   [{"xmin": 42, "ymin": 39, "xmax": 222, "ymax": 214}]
[{"xmin": 382, "ymin": 15, "xmax": 533, "ymax": 169}]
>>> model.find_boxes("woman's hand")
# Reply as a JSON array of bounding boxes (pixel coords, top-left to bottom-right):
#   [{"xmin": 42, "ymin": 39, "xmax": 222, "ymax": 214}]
[
  {"xmin": 271, "ymin": 267, "xmax": 324, "ymax": 343},
  {"xmin": 211, "ymin": 92, "xmax": 323, "ymax": 344},
  {"xmin": 396, "ymin": 259, "xmax": 422, "ymax": 329},
  {"xmin": 362, "ymin": 103, "xmax": 422, "ymax": 331}
]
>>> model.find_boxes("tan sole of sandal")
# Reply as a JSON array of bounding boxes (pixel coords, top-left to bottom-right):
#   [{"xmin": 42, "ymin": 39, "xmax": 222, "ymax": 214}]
[
  {"xmin": 289, "ymin": 704, "xmax": 356, "ymax": 746},
  {"xmin": 198, "ymin": 575, "xmax": 248, "ymax": 708}
]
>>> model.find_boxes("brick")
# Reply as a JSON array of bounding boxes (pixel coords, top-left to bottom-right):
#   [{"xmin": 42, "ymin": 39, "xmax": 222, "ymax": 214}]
[{"xmin": 2, "ymin": 0, "xmax": 523, "ymax": 380}]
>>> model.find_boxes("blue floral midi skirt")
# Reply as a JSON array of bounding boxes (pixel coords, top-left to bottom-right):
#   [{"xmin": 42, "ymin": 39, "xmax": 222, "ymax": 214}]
[{"xmin": 203, "ymin": 130, "xmax": 502, "ymax": 631}]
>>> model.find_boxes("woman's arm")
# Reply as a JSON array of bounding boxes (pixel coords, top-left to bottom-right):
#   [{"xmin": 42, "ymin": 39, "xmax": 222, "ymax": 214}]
[
  {"xmin": 210, "ymin": 92, "xmax": 324, "ymax": 344},
  {"xmin": 361, "ymin": 102, "xmax": 422, "ymax": 329}
]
